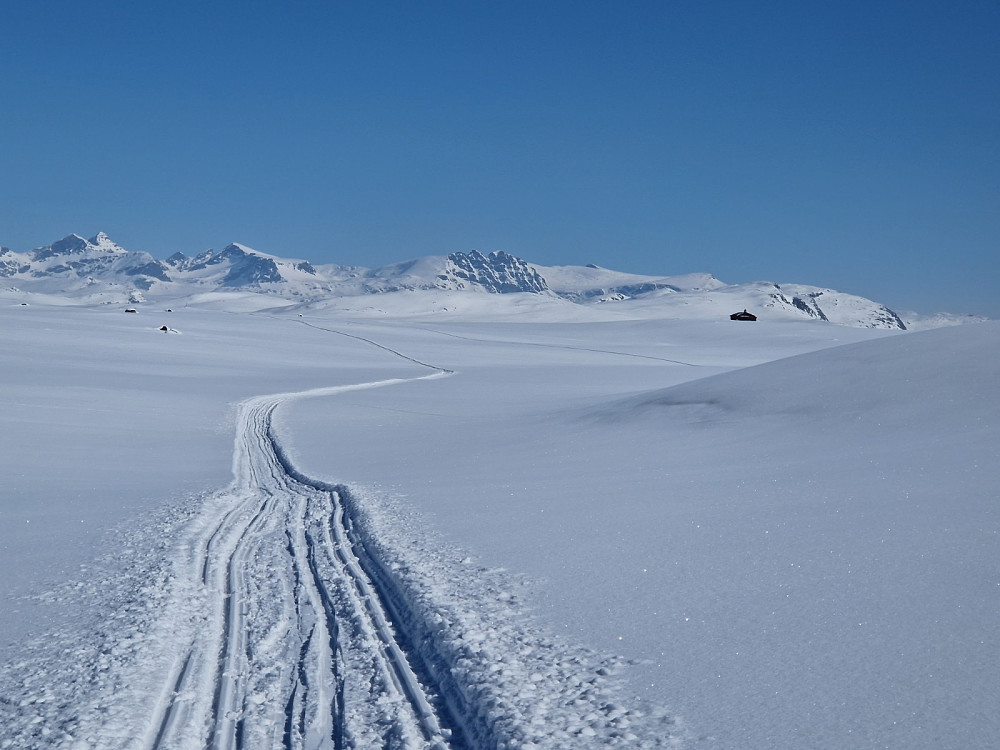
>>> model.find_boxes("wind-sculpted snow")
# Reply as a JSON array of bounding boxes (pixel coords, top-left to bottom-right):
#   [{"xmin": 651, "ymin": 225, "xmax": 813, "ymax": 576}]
[{"xmin": 0, "ymin": 376, "xmax": 682, "ymax": 749}]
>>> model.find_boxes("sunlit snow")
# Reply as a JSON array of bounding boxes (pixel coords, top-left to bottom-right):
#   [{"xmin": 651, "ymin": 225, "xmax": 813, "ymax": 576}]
[{"xmin": 1, "ymin": 294, "xmax": 996, "ymax": 749}]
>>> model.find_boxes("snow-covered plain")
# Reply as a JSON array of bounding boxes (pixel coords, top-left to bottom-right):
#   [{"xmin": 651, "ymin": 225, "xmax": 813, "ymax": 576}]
[{"xmin": 1, "ymin": 294, "xmax": 997, "ymax": 749}]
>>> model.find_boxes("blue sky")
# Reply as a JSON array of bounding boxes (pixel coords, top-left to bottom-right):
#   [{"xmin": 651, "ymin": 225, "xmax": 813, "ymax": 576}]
[{"xmin": 2, "ymin": 1, "xmax": 997, "ymax": 316}]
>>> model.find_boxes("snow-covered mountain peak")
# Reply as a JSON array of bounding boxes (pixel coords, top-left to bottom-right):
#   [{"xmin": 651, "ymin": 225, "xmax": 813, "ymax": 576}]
[
  {"xmin": 29, "ymin": 232, "xmax": 129, "ymax": 262},
  {"xmin": 2, "ymin": 231, "xmax": 970, "ymax": 330},
  {"xmin": 0, "ymin": 233, "xmax": 169, "ymax": 297},
  {"xmin": 163, "ymin": 243, "xmax": 284, "ymax": 286},
  {"xmin": 31, "ymin": 233, "xmax": 90, "ymax": 261},
  {"xmin": 88, "ymin": 231, "xmax": 123, "ymax": 251}
]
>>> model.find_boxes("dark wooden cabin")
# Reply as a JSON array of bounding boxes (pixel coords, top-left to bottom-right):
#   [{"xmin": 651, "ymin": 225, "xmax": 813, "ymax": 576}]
[{"xmin": 730, "ymin": 309, "xmax": 757, "ymax": 321}]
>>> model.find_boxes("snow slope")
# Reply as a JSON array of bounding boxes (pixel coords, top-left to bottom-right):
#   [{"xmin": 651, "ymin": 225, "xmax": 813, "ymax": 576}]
[
  {"xmin": 281, "ymin": 319, "xmax": 1000, "ymax": 750},
  {"xmin": 0, "ymin": 298, "xmax": 996, "ymax": 749}
]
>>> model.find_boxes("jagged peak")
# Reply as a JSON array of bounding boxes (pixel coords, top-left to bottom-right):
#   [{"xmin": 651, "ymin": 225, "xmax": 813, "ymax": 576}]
[
  {"xmin": 33, "ymin": 233, "xmax": 127, "ymax": 257},
  {"xmin": 90, "ymin": 232, "xmax": 128, "ymax": 253},
  {"xmin": 218, "ymin": 243, "xmax": 251, "ymax": 259},
  {"xmin": 30, "ymin": 234, "xmax": 90, "ymax": 261},
  {"xmin": 445, "ymin": 249, "xmax": 549, "ymax": 294},
  {"xmin": 53, "ymin": 233, "xmax": 89, "ymax": 249},
  {"xmin": 220, "ymin": 242, "xmax": 294, "ymax": 263}
]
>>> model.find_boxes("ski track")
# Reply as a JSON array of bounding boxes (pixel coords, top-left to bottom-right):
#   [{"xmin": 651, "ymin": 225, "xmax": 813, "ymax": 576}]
[
  {"xmin": 295, "ymin": 316, "xmax": 702, "ymax": 367},
  {"xmin": 1, "ymin": 324, "xmax": 684, "ymax": 750},
  {"xmin": 407, "ymin": 324, "xmax": 704, "ymax": 367},
  {"xmin": 144, "ymin": 374, "xmax": 462, "ymax": 750}
]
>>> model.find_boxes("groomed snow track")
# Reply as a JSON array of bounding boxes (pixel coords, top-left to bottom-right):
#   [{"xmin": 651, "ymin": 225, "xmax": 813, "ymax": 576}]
[
  {"xmin": 0, "ymin": 331, "xmax": 684, "ymax": 749},
  {"xmin": 144, "ymin": 375, "xmax": 479, "ymax": 750}
]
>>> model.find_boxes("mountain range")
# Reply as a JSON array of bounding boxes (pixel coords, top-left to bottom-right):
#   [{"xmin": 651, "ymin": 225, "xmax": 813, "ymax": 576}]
[{"xmin": 0, "ymin": 232, "xmax": 983, "ymax": 329}]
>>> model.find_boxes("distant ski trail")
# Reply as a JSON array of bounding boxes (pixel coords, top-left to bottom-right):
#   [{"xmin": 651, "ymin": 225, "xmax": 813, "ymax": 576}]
[
  {"xmin": 296, "ymin": 315, "xmax": 700, "ymax": 367},
  {"xmin": 293, "ymin": 318, "xmax": 454, "ymax": 372},
  {"xmin": 410, "ymin": 325, "xmax": 704, "ymax": 366},
  {"xmin": 145, "ymin": 373, "xmax": 462, "ymax": 750}
]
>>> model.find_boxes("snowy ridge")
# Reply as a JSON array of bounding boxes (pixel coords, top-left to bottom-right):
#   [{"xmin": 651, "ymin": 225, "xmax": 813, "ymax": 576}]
[
  {"xmin": 0, "ymin": 232, "xmax": 951, "ymax": 329},
  {"xmin": 0, "ymin": 377, "xmax": 681, "ymax": 749},
  {"xmin": 760, "ymin": 283, "xmax": 906, "ymax": 329},
  {"xmin": 538, "ymin": 265, "xmax": 910, "ymax": 329},
  {"xmin": 164, "ymin": 243, "xmax": 326, "ymax": 288},
  {"xmin": 899, "ymin": 309, "xmax": 991, "ymax": 330},
  {"xmin": 538, "ymin": 265, "xmax": 725, "ymax": 302},
  {"xmin": 349, "ymin": 251, "xmax": 548, "ymax": 295},
  {"xmin": 0, "ymin": 233, "xmax": 169, "ymax": 299}
]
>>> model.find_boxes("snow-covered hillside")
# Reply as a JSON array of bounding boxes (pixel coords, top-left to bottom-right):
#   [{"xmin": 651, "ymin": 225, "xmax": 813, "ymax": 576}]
[
  {"xmin": 536, "ymin": 262, "xmax": 909, "ymax": 328},
  {"xmin": 1, "ymin": 296, "xmax": 996, "ymax": 749},
  {"xmin": 1, "ymin": 232, "xmax": 966, "ymax": 329}
]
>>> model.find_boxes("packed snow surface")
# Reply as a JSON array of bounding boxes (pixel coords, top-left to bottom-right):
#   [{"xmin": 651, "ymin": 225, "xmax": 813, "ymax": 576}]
[{"xmin": 0, "ymin": 298, "xmax": 996, "ymax": 749}]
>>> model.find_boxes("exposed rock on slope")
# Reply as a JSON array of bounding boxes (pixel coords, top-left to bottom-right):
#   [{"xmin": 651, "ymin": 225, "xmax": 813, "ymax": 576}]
[{"xmin": 445, "ymin": 250, "xmax": 548, "ymax": 293}]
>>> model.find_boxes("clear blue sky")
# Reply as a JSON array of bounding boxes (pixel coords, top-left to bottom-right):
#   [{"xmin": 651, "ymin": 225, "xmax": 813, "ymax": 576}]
[{"xmin": 2, "ymin": 1, "xmax": 997, "ymax": 316}]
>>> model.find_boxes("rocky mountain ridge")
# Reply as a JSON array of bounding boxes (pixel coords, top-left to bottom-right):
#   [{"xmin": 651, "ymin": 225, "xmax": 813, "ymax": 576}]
[{"xmin": 0, "ymin": 232, "xmax": 948, "ymax": 330}]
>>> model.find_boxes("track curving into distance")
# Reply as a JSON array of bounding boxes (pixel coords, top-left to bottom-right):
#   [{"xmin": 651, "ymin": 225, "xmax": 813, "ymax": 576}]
[
  {"xmin": 0, "ymin": 317, "xmax": 682, "ymax": 749},
  {"xmin": 144, "ymin": 373, "xmax": 466, "ymax": 750}
]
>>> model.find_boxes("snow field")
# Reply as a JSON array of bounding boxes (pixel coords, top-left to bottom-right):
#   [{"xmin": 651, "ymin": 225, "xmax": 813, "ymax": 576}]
[
  {"xmin": 280, "ymin": 317, "xmax": 1000, "ymax": 749},
  {"xmin": 2, "ymin": 302, "xmax": 996, "ymax": 749},
  {"xmin": 0, "ymin": 310, "xmax": 688, "ymax": 747}
]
